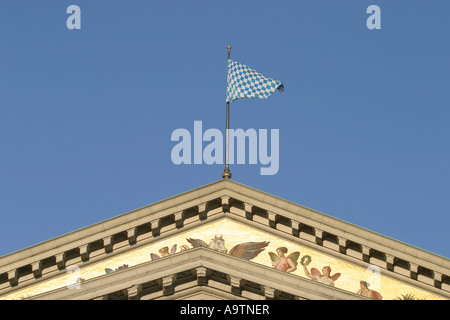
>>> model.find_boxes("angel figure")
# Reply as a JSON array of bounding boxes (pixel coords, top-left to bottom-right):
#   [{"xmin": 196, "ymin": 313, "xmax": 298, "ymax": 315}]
[
  {"xmin": 268, "ymin": 247, "xmax": 299, "ymax": 273},
  {"xmin": 186, "ymin": 235, "xmax": 269, "ymax": 261},
  {"xmin": 150, "ymin": 244, "xmax": 177, "ymax": 260},
  {"xmin": 302, "ymin": 263, "xmax": 341, "ymax": 286}
]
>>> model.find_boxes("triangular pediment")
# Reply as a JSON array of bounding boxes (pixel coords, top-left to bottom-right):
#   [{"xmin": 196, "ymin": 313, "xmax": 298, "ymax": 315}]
[{"xmin": 0, "ymin": 179, "xmax": 449, "ymax": 300}]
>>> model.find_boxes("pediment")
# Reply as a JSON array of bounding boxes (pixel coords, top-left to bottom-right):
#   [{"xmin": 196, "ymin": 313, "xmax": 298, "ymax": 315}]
[{"xmin": 0, "ymin": 180, "xmax": 449, "ymax": 300}]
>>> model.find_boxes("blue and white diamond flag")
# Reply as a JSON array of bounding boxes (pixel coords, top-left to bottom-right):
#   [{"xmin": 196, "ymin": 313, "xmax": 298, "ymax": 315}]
[{"xmin": 226, "ymin": 59, "xmax": 284, "ymax": 103}]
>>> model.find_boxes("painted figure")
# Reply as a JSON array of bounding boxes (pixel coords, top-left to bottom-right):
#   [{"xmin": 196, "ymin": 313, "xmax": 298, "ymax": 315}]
[
  {"xmin": 302, "ymin": 263, "xmax": 341, "ymax": 286},
  {"xmin": 208, "ymin": 234, "xmax": 228, "ymax": 253},
  {"xmin": 150, "ymin": 244, "xmax": 177, "ymax": 260},
  {"xmin": 268, "ymin": 247, "xmax": 299, "ymax": 272},
  {"xmin": 105, "ymin": 264, "xmax": 129, "ymax": 274},
  {"xmin": 158, "ymin": 246, "xmax": 170, "ymax": 256},
  {"xmin": 186, "ymin": 235, "xmax": 269, "ymax": 261},
  {"xmin": 356, "ymin": 281, "xmax": 383, "ymax": 300}
]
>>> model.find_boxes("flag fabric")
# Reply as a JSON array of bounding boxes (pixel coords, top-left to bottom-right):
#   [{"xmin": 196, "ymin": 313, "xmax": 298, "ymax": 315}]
[{"xmin": 226, "ymin": 59, "xmax": 284, "ymax": 103}]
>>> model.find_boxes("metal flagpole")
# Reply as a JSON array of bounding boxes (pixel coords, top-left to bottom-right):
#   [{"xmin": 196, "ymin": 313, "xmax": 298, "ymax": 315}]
[{"xmin": 222, "ymin": 45, "xmax": 232, "ymax": 179}]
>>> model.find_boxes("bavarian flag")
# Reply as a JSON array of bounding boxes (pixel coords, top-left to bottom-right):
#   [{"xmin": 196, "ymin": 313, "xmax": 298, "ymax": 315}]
[{"xmin": 226, "ymin": 59, "xmax": 284, "ymax": 103}]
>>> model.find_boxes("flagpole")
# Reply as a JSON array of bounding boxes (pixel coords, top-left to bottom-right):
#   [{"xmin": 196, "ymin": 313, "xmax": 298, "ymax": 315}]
[{"xmin": 222, "ymin": 45, "xmax": 232, "ymax": 179}]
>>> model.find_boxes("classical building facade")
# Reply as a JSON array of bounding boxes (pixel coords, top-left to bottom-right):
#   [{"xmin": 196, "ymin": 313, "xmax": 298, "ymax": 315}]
[{"xmin": 0, "ymin": 180, "xmax": 449, "ymax": 300}]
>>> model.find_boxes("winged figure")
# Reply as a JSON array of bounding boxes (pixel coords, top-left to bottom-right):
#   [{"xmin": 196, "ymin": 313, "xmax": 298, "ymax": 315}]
[
  {"xmin": 268, "ymin": 247, "xmax": 300, "ymax": 272},
  {"xmin": 186, "ymin": 234, "xmax": 269, "ymax": 261},
  {"xmin": 150, "ymin": 244, "xmax": 177, "ymax": 260},
  {"xmin": 302, "ymin": 263, "xmax": 341, "ymax": 286},
  {"xmin": 228, "ymin": 241, "xmax": 270, "ymax": 260}
]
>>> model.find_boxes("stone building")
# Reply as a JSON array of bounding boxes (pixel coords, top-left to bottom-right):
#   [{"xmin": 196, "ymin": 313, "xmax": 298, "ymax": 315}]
[{"xmin": 0, "ymin": 179, "xmax": 449, "ymax": 300}]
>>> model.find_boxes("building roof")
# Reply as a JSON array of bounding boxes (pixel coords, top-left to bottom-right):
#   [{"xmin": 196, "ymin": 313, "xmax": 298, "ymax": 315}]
[{"xmin": 0, "ymin": 179, "xmax": 449, "ymax": 300}]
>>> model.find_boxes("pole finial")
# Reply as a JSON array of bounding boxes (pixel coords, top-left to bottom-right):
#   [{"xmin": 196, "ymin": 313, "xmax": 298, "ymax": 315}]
[
  {"xmin": 227, "ymin": 45, "xmax": 231, "ymax": 59},
  {"xmin": 222, "ymin": 167, "xmax": 231, "ymax": 179}
]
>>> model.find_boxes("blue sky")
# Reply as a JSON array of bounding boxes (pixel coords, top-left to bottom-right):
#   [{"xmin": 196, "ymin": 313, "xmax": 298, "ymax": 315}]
[{"xmin": 0, "ymin": 1, "xmax": 449, "ymax": 259}]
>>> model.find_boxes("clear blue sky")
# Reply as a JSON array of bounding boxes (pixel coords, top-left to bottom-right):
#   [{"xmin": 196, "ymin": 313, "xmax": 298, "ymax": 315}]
[{"xmin": 0, "ymin": 1, "xmax": 449, "ymax": 259}]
